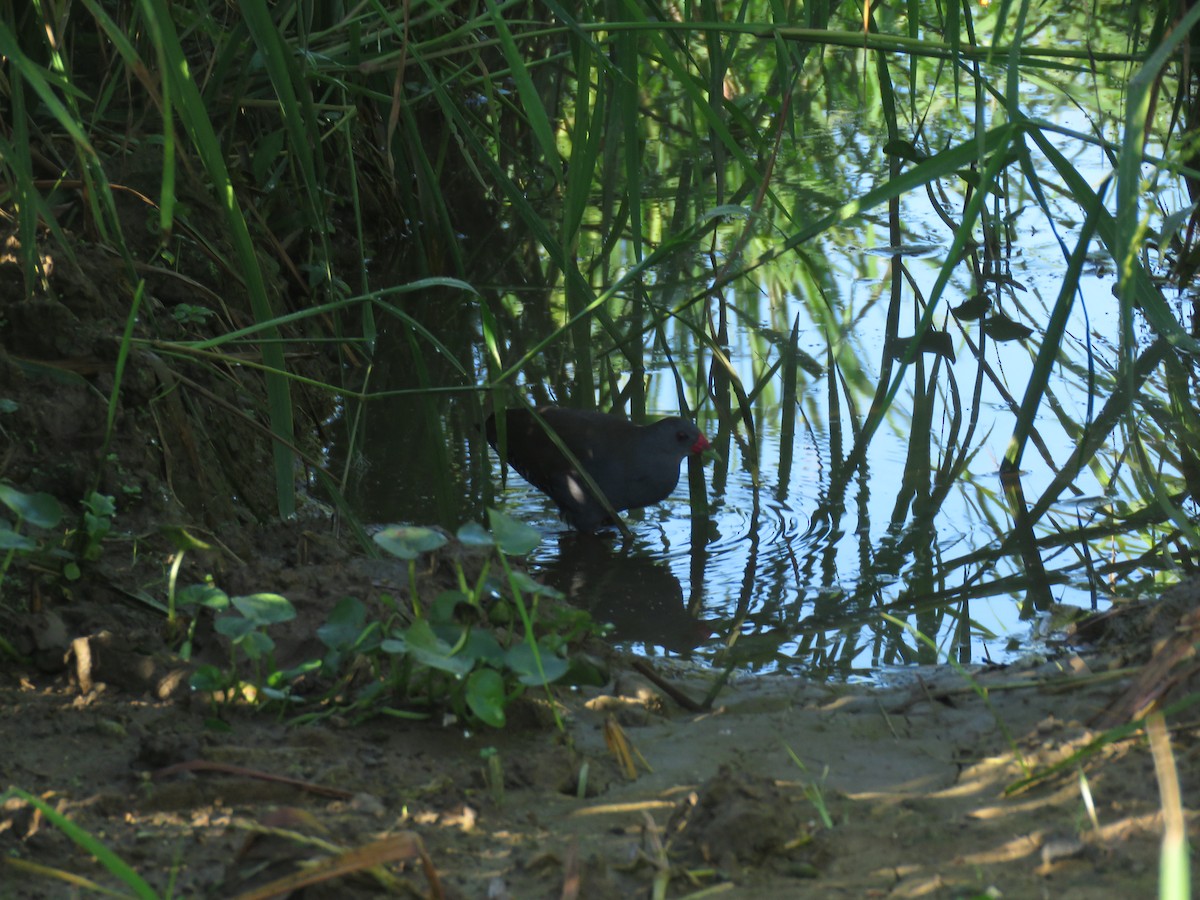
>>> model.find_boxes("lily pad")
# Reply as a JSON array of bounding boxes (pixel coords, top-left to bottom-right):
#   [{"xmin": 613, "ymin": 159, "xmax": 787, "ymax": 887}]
[{"xmin": 981, "ymin": 314, "xmax": 1035, "ymax": 342}]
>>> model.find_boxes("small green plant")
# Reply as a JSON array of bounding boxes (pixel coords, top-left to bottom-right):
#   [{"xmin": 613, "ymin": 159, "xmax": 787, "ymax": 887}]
[
  {"xmin": 173, "ymin": 578, "xmax": 223, "ymax": 660},
  {"xmin": 79, "ymin": 492, "xmax": 116, "ymax": 562},
  {"xmin": 373, "ymin": 509, "xmax": 598, "ymax": 729},
  {"xmin": 103, "ymin": 452, "xmax": 143, "ymax": 498},
  {"xmin": 162, "ymin": 527, "xmax": 215, "ymax": 626},
  {"xmin": 170, "ymin": 303, "xmax": 215, "ymax": 326},
  {"xmin": 0, "ymin": 484, "xmax": 72, "ymax": 600},
  {"xmin": 177, "ymin": 510, "xmax": 601, "ymax": 730},
  {"xmin": 0, "ymin": 486, "xmax": 124, "ymax": 658},
  {"xmin": 481, "ymin": 746, "xmax": 505, "ymax": 805},
  {"xmin": 185, "ymin": 590, "xmax": 306, "ymax": 707},
  {"xmin": 784, "ymin": 744, "xmax": 834, "ymax": 830}
]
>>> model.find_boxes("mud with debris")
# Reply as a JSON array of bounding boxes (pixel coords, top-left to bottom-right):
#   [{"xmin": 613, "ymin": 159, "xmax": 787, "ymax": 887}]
[{"xmin": 2, "ymin": 550, "xmax": 1197, "ymax": 898}]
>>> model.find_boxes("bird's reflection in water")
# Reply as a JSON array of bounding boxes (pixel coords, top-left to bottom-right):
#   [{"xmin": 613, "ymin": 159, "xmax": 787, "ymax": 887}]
[{"xmin": 537, "ymin": 535, "xmax": 714, "ymax": 655}]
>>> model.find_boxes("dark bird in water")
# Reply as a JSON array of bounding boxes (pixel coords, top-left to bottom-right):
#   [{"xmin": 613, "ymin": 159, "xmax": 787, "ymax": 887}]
[{"xmin": 485, "ymin": 406, "xmax": 711, "ymax": 532}]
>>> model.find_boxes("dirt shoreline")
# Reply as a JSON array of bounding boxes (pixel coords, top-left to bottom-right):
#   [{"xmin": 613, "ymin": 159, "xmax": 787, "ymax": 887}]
[{"xmin": 2, "ymin": 594, "xmax": 1191, "ymax": 898}]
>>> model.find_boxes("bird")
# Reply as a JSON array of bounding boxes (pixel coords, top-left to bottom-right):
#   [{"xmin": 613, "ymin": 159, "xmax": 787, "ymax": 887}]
[{"xmin": 484, "ymin": 406, "xmax": 711, "ymax": 532}]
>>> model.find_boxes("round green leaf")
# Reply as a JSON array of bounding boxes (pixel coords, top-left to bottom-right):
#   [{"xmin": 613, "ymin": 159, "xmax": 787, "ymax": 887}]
[
  {"xmin": 214, "ymin": 615, "xmax": 256, "ymax": 640},
  {"xmin": 455, "ymin": 522, "xmax": 495, "ymax": 548},
  {"xmin": 239, "ymin": 630, "xmax": 275, "ymax": 660},
  {"xmin": 189, "ymin": 664, "xmax": 229, "ymax": 692},
  {"xmin": 316, "ymin": 597, "xmax": 367, "ymax": 649},
  {"xmin": 403, "ymin": 620, "xmax": 473, "ymax": 676},
  {"xmin": 487, "ymin": 509, "xmax": 541, "ymax": 555},
  {"xmin": 83, "ymin": 492, "xmax": 117, "ymax": 517},
  {"xmin": 373, "ymin": 525, "xmax": 448, "ymax": 560},
  {"xmin": 465, "ymin": 668, "xmax": 507, "ymax": 728},
  {"xmin": 431, "ymin": 590, "xmax": 471, "ymax": 624},
  {"xmin": 0, "ymin": 484, "xmax": 63, "ymax": 529},
  {"xmin": 0, "ymin": 528, "xmax": 38, "ymax": 551},
  {"xmin": 460, "ymin": 628, "xmax": 505, "ymax": 666},
  {"xmin": 231, "ymin": 593, "xmax": 295, "ymax": 625},
  {"xmin": 505, "ymin": 642, "xmax": 570, "ymax": 685},
  {"xmin": 177, "ymin": 584, "xmax": 230, "ymax": 610}
]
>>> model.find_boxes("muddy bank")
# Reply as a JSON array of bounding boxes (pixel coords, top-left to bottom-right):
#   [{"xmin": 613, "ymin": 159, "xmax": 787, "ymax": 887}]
[{"xmin": 2, "ymin": 557, "xmax": 1193, "ymax": 898}]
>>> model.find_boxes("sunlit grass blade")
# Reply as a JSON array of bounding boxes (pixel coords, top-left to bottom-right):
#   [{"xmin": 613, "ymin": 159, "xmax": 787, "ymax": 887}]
[
  {"xmin": 0, "ymin": 21, "xmax": 96, "ymax": 155},
  {"xmin": 1148, "ymin": 713, "xmax": 1191, "ymax": 900},
  {"xmin": 1, "ymin": 787, "xmax": 159, "ymax": 899}
]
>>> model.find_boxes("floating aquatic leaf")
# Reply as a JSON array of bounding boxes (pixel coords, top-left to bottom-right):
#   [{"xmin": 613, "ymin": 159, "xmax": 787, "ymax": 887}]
[
  {"xmin": 887, "ymin": 331, "xmax": 956, "ymax": 363},
  {"xmin": 952, "ymin": 293, "xmax": 991, "ymax": 321},
  {"xmin": 882, "ymin": 139, "xmax": 928, "ymax": 162},
  {"xmin": 981, "ymin": 315, "xmax": 1035, "ymax": 342}
]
